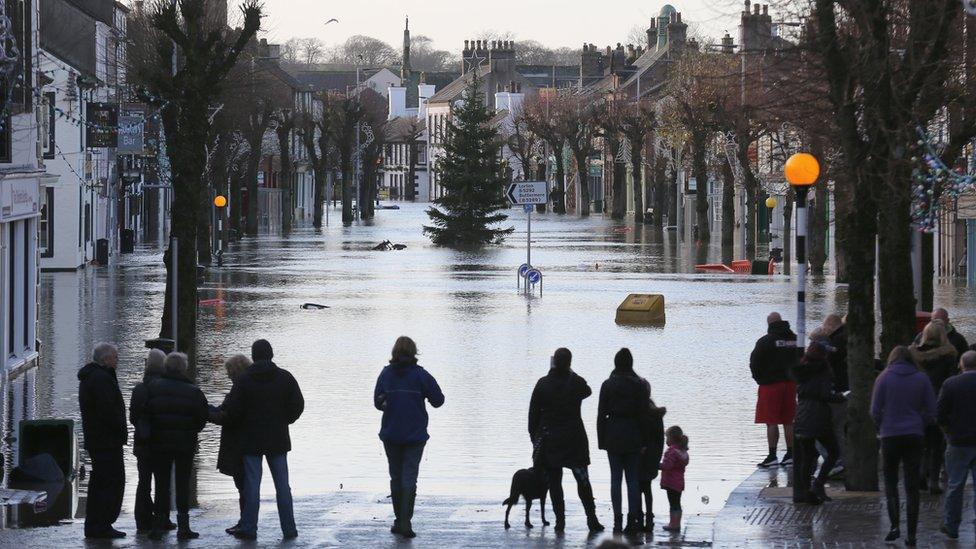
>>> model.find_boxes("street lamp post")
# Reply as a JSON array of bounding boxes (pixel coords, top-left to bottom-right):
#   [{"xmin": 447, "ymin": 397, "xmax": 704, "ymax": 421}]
[
  {"xmin": 765, "ymin": 196, "xmax": 777, "ymax": 246},
  {"xmin": 214, "ymin": 195, "xmax": 227, "ymax": 266},
  {"xmin": 784, "ymin": 153, "xmax": 820, "ymax": 353}
]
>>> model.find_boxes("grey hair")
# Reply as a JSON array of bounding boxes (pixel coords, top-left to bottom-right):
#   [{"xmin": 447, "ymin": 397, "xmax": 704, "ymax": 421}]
[
  {"xmin": 144, "ymin": 349, "xmax": 166, "ymax": 377},
  {"xmin": 163, "ymin": 352, "xmax": 189, "ymax": 374},
  {"xmin": 961, "ymin": 350, "xmax": 976, "ymax": 371},
  {"xmin": 93, "ymin": 343, "xmax": 118, "ymax": 365}
]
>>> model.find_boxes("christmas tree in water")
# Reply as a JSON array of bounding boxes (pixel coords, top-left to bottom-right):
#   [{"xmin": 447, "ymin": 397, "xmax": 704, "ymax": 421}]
[{"xmin": 424, "ymin": 75, "xmax": 513, "ymax": 247}]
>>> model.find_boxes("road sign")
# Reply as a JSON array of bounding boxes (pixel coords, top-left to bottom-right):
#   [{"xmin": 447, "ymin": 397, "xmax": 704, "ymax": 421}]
[
  {"xmin": 523, "ymin": 204, "xmax": 534, "ymax": 213},
  {"xmin": 518, "ymin": 263, "xmax": 531, "ymax": 277},
  {"xmin": 507, "ymin": 181, "xmax": 548, "ymax": 205},
  {"xmin": 526, "ymin": 269, "xmax": 542, "ymax": 284}
]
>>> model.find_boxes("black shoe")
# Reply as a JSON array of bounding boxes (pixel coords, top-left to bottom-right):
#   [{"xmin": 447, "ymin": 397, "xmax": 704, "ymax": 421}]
[
  {"xmin": 884, "ymin": 527, "xmax": 900, "ymax": 542},
  {"xmin": 233, "ymin": 531, "xmax": 257, "ymax": 541},
  {"xmin": 554, "ymin": 520, "xmax": 566, "ymax": 533},
  {"xmin": 226, "ymin": 523, "xmax": 241, "ymax": 535},
  {"xmin": 148, "ymin": 530, "xmax": 165, "ymax": 541},
  {"xmin": 757, "ymin": 454, "xmax": 779, "ymax": 468},
  {"xmin": 587, "ymin": 515, "xmax": 605, "ymax": 533},
  {"xmin": 177, "ymin": 529, "xmax": 200, "ymax": 540},
  {"xmin": 85, "ymin": 529, "xmax": 126, "ymax": 540},
  {"xmin": 391, "ymin": 519, "xmax": 401, "ymax": 534},
  {"xmin": 613, "ymin": 514, "xmax": 623, "ymax": 534},
  {"xmin": 780, "ymin": 451, "xmax": 793, "ymax": 466},
  {"xmin": 283, "ymin": 532, "xmax": 298, "ymax": 541},
  {"xmin": 166, "ymin": 520, "xmax": 177, "ymax": 531},
  {"xmin": 643, "ymin": 514, "xmax": 654, "ymax": 533},
  {"xmin": 905, "ymin": 536, "xmax": 917, "ymax": 547},
  {"xmin": 398, "ymin": 522, "xmax": 417, "ymax": 539}
]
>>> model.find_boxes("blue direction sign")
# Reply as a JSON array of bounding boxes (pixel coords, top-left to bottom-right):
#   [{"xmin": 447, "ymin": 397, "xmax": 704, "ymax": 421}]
[
  {"xmin": 518, "ymin": 263, "xmax": 531, "ymax": 277},
  {"xmin": 526, "ymin": 269, "xmax": 542, "ymax": 285}
]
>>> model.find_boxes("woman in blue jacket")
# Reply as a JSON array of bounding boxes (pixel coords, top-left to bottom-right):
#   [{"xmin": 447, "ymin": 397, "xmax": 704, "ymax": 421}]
[{"xmin": 374, "ymin": 336, "xmax": 445, "ymax": 539}]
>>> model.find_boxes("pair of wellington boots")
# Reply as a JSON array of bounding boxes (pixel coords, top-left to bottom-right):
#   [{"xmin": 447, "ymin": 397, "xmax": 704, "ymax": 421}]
[{"xmin": 390, "ymin": 485, "xmax": 417, "ymax": 538}]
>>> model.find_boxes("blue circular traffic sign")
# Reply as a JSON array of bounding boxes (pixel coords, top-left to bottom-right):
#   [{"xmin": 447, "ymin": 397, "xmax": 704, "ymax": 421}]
[
  {"xmin": 526, "ymin": 269, "xmax": 542, "ymax": 284},
  {"xmin": 518, "ymin": 263, "xmax": 531, "ymax": 277}
]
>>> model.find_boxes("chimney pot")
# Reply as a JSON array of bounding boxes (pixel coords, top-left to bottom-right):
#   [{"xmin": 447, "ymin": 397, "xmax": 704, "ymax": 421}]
[
  {"xmin": 754, "ymin": 4, "xmax": 760, "ymax": 14},
  {"xmin": 677, "ymin": 13, "xmax": 682, "ymax": 22},
  {"xmin": 762, "ymin": 4, "xmax": 768, "ymax": 15}
]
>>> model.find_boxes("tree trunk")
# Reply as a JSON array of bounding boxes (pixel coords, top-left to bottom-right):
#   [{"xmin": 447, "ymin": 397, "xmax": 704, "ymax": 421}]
[
  {"xmin": 229, "ymin": 170, "xmax": 242, "ymax": 235},
  {"xmin": 575, "ymin": 151, "xmax": 590, "ymax": 216},
  {"xmin": 920, "ymin": 231, "xmax": 934, "ymax": 311},
  {"xmin": 611, "ymin": 141, "xmax": 627, "ymax": 220},
  {"xmin": 312, "ymin": 165, "xmax": 325, "ymax": 228},
  {"xmin": 653, "ymin": 155, "xmax": 667, "ymax": 229},
  {"xmin": 245, "ymin": 147, "xmax": 260, "ymax": 235},
  {"xmin": 550, "ymin": 140, "xmax": 566, "ymax": 215},
  {"xmin": 877, "ymin": 167, "xmax": 916, "ymax": 355},
  {"xmin": 721, "ymin": 158, "xmax": 735, "ymax": 265},
  {"xmin": 668, "ymin": 165, "xmax": 678, "ymax": 228},
  {"xmin": 197, "ymin": 201, "xmax": 211, "ymax": 265},
  {"xmin": 341, "ymin": 153, "xmax": 354, "ymax": 225},
  {"xmin": 745, "ymin": 186, "xmax": 758, "ymax": 261},
  {"xmin": 782, "ymin": 191, "xmax": 794, "ymax": 276},
  {"xmin": 839, "ymin": 171, "xmax": 880, "ymax": 492},
  {"xmin": 631, "ymin": 138, "xmax": 645, "ymax": 224},
  {"xmin": 692, "ymin": 131, "xmax": 710, "ymax": 245},
  {"xmin": 407, "ymin": 142, "xmax": 418, "ymax": 201},
  {"xmin": 808, "ymin": 181, "xmax": 829, "ymax": 275},
  {"xmin": 535, "ymin": 160, "xmax": 547, "ymax": 214},
  {"xmin": 277, "ymin": 127, "xmax": 294, "ymax": 233}
]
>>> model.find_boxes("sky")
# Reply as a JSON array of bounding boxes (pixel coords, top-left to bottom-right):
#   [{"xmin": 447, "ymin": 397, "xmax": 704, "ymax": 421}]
[{"xmin": 236, "ymin": 0, "xmax": 746, "ymax": 54}]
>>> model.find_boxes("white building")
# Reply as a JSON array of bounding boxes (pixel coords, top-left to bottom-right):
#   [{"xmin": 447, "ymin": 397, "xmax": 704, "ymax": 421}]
[
  {"xmin": 382, "ymin": 82, "xmax": 436, "ymax": 201},
  {"xmin": 0, "ymin": 0, "xmax": 55, "ymax": 481},
  {"xmin": 38, "ymin": 0, "xmax": 126, "ymax": 270}
]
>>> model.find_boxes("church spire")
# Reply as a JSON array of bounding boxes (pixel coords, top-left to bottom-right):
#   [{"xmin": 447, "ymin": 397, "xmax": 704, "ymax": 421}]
[{"xmin": 402, "ymin": 16, "xmax": 412, "ymax": 80}]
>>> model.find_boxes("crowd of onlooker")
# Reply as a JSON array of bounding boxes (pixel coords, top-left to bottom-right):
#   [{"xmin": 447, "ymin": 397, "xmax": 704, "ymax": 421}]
[{"xmin": 749, "ymin": 307, "xmax": 976, "ymax": 546}]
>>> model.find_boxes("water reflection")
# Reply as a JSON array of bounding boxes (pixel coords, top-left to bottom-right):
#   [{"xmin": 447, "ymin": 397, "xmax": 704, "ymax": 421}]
[{"xmin": 27, "ymin": 203, "xmax": 976, "ymax": 521}]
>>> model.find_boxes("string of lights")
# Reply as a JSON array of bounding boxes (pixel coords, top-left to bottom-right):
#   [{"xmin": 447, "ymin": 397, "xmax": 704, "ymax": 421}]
[{"xmin": 911, "ymin": 125, "xmax": 976, "ymax": 232}]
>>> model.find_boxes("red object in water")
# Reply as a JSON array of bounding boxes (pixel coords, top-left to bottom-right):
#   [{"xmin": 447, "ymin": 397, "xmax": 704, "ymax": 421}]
[
  {"xmin": 915, "ymin": 311, "xmax": 933, "ymax": 335},
  {"xmin": 695, "ymin": 264, "xmax": 735, "ymax": 273},
  {"xmin": 199, "ymin": 298, "xmax": 224, "ymax": 306},
  {"xmin": 730, "ymin": 260, "xmax": 752, "ymax": 274},
  {"xmin": 613, "ymin": 226, "xmax": 632, "ymax": 233}
]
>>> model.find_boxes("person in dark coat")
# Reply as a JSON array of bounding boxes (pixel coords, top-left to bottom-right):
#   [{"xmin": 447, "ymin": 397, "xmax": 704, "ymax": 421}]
[
  {"xmin": 749, "ymin": 312, "xmax": 799, "ymax": 468},
  {"xmin": 208, "ymin": 354, "xmax": 252, "ymax": 536},
  {"xmin": 374, "ymin": 336, "xmax": 444, "ymax": 539},
  {"xmin": 915, "ymin": 308, "xmax": 969, "ymax": 358},
  {"xmin": 136, "ymin": 352, "xmax": 209, "ymax": 541},
  {"xmin": 78, "ymin": 343, "xmax": 127, "ymax": 539},
  {"xmin": 529, "ymin": 348, "xmax": 604, "ymax": 533},
  {"xmin": 597, "ymin": 348, "xmax": 650, "ymax": 534},
  {"xmin": 129, "ymin": 349, "xmax": 172, "ymax": 534},
  {"xmin": 937, "ymin": 351, "xmax": 976, "ymax": 540},
  {"xmin": 821, "ymin": 314, "xmax": 848, "ymax": 473},
  {"xmin": 872, "ymin": 346, "xmax": 937, "ymax": 546},
  {"xmin": 221, "ymin": 340, "xmax": 305, "ymax": 541},
  {"xmin": 638, "ymin": 383, "xmax": 665, "ymax": 533},
  {"xmin": 910, "ymin": 321, "xmax": 958, "ymax": 495},
  {"xmin": 791, "ymin": 343, "xmax": 845, "ymax": 505}
]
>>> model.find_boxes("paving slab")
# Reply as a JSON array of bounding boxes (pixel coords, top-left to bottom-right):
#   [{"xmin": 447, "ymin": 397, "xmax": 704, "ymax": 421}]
[
  {"xmin": 0, "ymin": 491, "xmax": 714, "ymax": 548},
  {"xmin": 713, "ymin": 466, "xmax": 976, "ymax": 548}
]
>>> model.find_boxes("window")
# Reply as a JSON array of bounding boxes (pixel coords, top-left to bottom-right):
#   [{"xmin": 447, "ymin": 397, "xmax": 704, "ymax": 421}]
[
  {"xmin": 42, "ymin": 93, "xmax": 55, "ymax": 159},
  {"xmin": 8, "ymin": 222, "xmax": 16, "ymax": 357},
  {"xmin": 84, "ymin": 202, "xmax": 91, "ymax": 244},
  {"xmin": 22, "ymin": 219, "xmax": 29, "ymax": 350},
  {"xmin": 39, "ymin": 188, "xmax": 53, "ymax": 258}
]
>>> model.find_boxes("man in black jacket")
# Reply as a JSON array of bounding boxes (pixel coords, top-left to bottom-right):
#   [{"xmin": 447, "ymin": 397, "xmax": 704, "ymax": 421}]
[
  {"xmin": 222, "ymin": 340, "xmax": 305, "ymax": 541},
  {"xmin": 138, "ymin": 352, "xmax": 209, "ymax": 541},
  {"xmin": 937, "ymin": 351, "xmax": 976, "ymax": 540},
  {"xmin": 78, "ymin": 343, "xmax": 127, "ymax": 539},
  {"xmin": 749, "ymin": 312, "xmax": 799, "ymax": 468}
]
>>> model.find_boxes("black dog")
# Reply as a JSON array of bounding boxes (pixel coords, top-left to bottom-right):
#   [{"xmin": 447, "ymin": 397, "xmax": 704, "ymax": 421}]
[{"xmin": 503, "ymin": 466, "xmax": 550, "ymax": 529}]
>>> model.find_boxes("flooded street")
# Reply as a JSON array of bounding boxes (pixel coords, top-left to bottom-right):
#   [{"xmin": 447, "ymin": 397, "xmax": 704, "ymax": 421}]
[{"xmin": 33, "ymin": 203, "xmax": 976, "ymax": 518}]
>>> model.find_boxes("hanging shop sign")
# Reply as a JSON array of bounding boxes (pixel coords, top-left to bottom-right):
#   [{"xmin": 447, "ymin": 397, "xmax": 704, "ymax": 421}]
[{"xmin": 86, "ymin": 102, "xmax": 119, "ymax": 148}]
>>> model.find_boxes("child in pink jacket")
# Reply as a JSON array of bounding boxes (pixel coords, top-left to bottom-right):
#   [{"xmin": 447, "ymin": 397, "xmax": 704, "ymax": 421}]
[{"xmin": 660, "ymin": 425, "xmax": 689, "ymax": 532}]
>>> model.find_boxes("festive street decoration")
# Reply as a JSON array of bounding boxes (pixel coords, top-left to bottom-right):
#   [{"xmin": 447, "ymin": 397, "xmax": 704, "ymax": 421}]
[{"xmin": 911, "ymin": 126, "xmax": 976, "ymax": 231}]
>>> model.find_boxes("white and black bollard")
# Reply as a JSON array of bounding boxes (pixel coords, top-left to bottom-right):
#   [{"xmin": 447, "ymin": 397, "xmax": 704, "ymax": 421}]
[{"xmin": 795, "ymin": 187, "xmax": 808, "ymax": 354}]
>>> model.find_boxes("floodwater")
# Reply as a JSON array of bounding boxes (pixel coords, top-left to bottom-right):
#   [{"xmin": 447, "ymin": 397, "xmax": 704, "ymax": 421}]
[{"xmin": 31, "ymin": 203, "xmax": 976, "ymax": 519}]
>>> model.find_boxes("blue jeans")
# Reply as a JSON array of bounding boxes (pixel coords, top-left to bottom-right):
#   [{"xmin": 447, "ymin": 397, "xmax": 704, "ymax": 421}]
[
  {"xmin": 943, "ymin": 444, "xmax": 976, "ymax": 536},
  {"xmin": 239, "ymin": 454, "xmax": 296, "ymax": 537},
  {"xmin": 607, "ymin": 452, "xmax": 641, "ymax": 517},
  {"xmin": 384, "ymin": 442, "xmax": 426, "ymax": 493}
]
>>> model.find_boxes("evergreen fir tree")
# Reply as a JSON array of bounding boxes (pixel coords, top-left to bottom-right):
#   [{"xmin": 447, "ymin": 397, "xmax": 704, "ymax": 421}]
[{"xmin": 424, "ymin": 76, "xmax": 514, "ymax": 247}]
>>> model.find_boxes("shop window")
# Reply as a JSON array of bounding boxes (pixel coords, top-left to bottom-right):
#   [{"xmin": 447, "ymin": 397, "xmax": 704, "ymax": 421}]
[{"xmin": 39, "ymin": 188, "xmax": 53, "ymax": 258}]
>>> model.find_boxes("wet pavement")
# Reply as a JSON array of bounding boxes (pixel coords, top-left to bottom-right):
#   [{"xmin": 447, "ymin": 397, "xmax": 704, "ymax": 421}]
[
  {"xmin": 713, "ymin": 466, "xmax": 976, "ymax": 547},
  {"xmin": 0, "ymin": 490, "xmax": 712, "ymax": 547}
]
